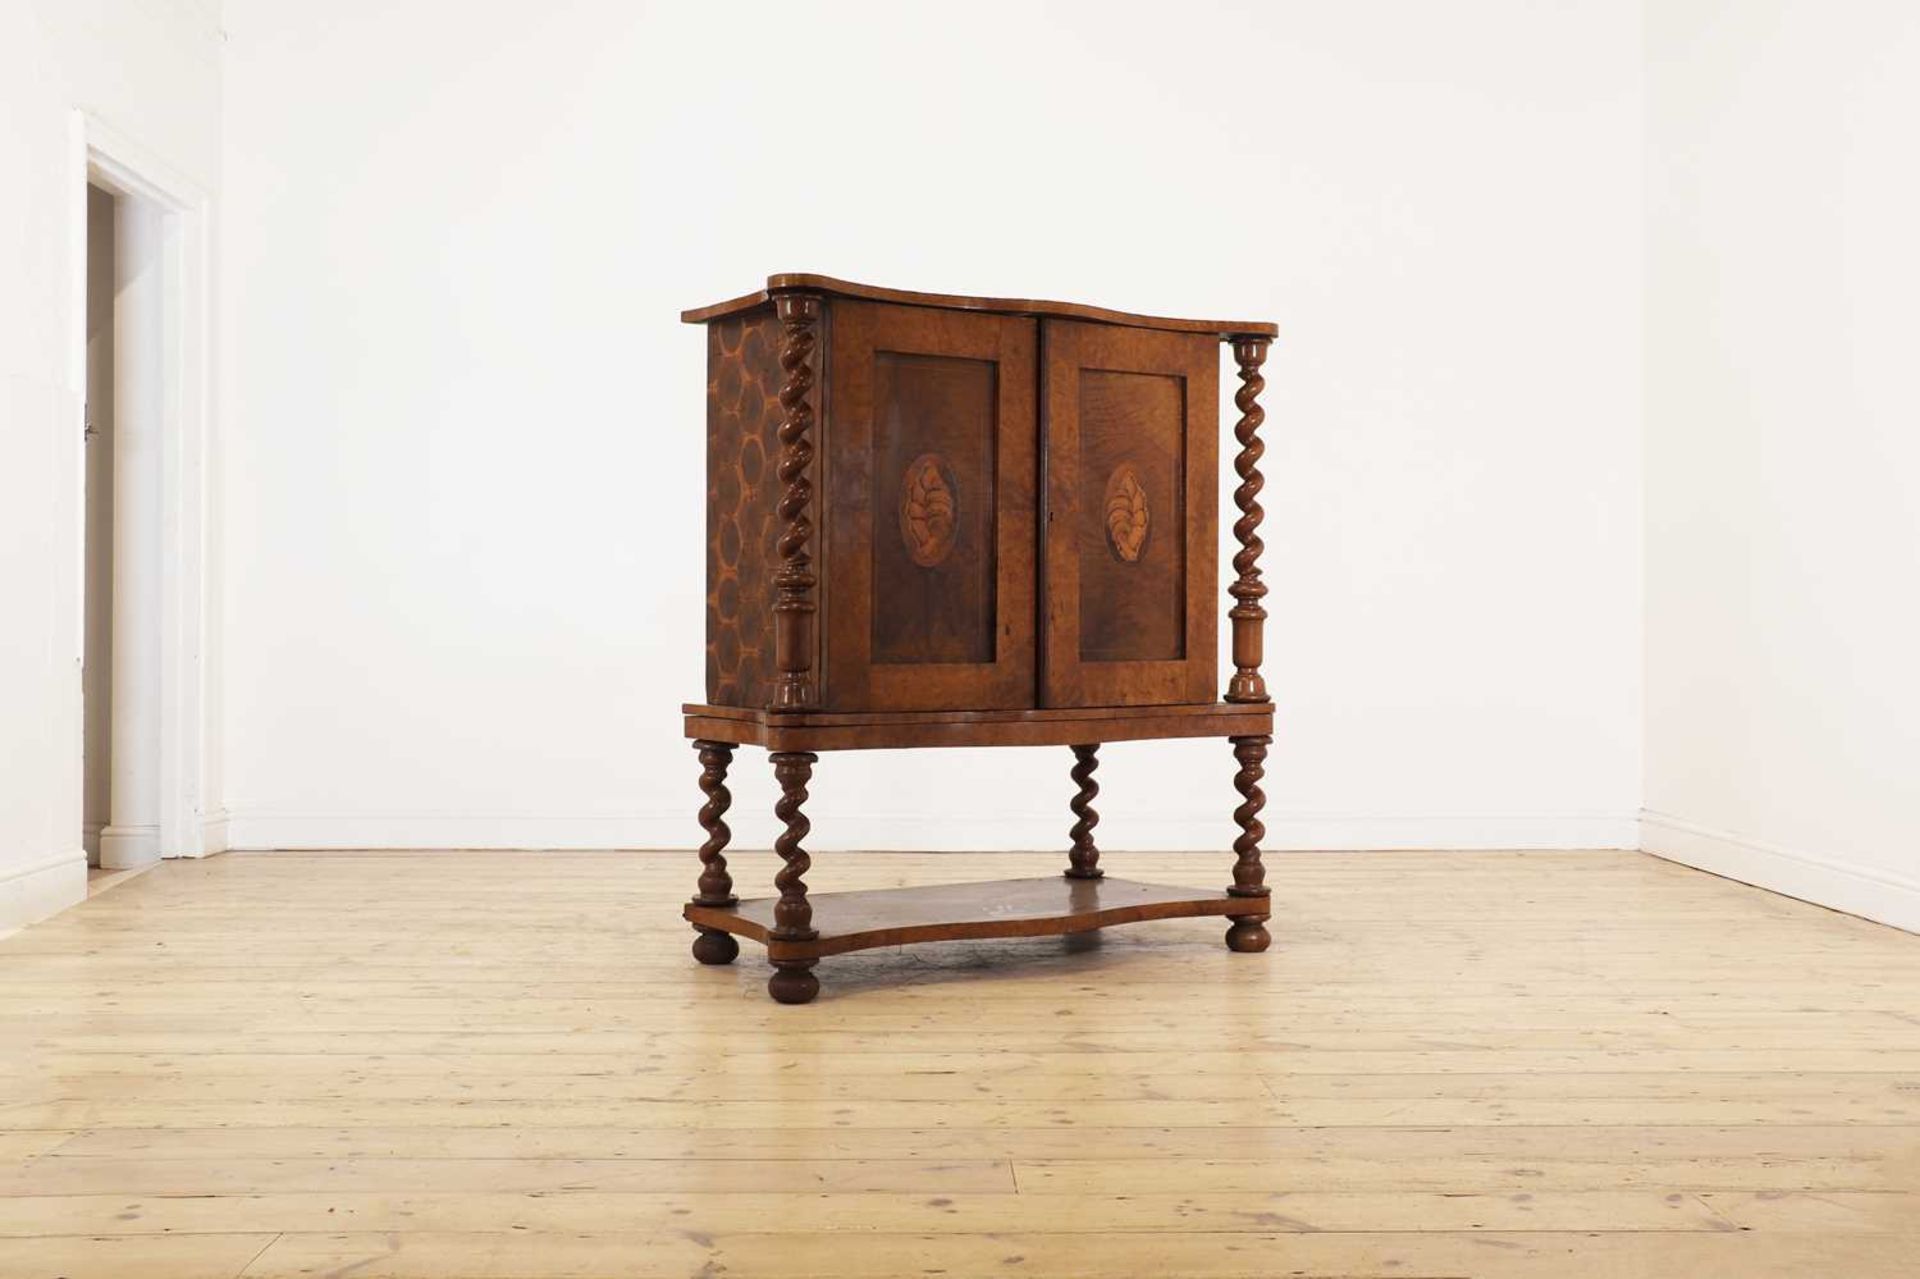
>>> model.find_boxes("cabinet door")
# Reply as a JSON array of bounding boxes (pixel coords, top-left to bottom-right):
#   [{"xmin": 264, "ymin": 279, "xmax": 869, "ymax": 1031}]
[
  {"xmin": 824, "ymin": 301, "xmax": 1037, "ymax": 710},
  {"xmin": 1042, "ymin": 321, "xmax": 1218, "ymax": 707}
]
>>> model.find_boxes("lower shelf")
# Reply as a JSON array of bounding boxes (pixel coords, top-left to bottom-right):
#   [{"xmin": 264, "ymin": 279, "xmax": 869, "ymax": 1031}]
[{"xmin": 683, "ymin": 875, "xmax": 1252, "ymax": 961}]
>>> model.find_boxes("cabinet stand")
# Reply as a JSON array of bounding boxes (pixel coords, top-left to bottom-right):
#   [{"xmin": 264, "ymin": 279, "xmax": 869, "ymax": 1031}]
[{"xmin": 682, "ymin": 707, "xmax": 1274, "ymax": 1004}]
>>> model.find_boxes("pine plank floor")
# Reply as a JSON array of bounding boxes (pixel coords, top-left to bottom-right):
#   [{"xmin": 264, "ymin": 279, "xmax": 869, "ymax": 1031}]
[{"xmin": 2, "ymin": 848, "xmax": 1917, "ymax": 1277}]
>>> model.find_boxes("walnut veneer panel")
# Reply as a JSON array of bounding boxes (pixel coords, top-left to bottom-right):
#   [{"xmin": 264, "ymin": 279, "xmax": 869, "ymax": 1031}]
[
  {"xmin": 1076, "ymin": 368, "xmax": 1188, "ymax": 663},
  {"xmin": 870, "ymin": 351, "xmax": 998, "ymax": 666}
]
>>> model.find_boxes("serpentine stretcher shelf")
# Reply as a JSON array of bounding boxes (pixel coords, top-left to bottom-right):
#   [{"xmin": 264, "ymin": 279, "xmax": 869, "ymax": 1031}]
[{"xmin": 685, "ymin": 877, "xmax": 1245, "ymax": 963}]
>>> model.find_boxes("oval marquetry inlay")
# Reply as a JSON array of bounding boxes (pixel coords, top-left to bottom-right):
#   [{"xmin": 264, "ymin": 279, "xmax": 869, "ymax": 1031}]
[
  {"xmin": 1104, "ymin": 463, "xmax": 1150, "ymax": 563},
  {"xmin": 900, "ymin": 453, "xmax": 958, "ymax": 567}
]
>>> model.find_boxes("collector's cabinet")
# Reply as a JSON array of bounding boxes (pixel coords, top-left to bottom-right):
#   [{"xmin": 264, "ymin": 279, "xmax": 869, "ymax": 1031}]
[{"xmin": 680, "ymin": 275, "xmax": 1278, "ymax": 1004}]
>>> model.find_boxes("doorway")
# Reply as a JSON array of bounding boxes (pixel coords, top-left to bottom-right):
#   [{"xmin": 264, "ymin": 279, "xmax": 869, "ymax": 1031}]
[
  {"xmin": 75, "ymin": 115, "xmax": 219, "ymax": 868},
  {"xmin": 83, "ymin": 185, "xmax": 115, "ymax": 865},
  {"xmin": 83, "ymin": 182, "xmax": 167, "ymax": 870}
]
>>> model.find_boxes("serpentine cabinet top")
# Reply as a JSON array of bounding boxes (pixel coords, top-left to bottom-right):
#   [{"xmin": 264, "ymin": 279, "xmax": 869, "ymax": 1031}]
[{"xmin": 680, "ymin": 273, "xmax": 1278, "ymax": 340}]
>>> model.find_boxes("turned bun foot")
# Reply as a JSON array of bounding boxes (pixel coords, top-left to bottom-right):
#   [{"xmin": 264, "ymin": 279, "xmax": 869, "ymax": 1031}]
[
  {"xmin": 691, "ymin": 928, "xmax": 739, "ymax": 965},
  {"xmin": 768, "ymin": 962, "xmax": 820, "ymax": 1004},
  {"xmin": 1225, "ymin": 916, "xmax": 1271, "ymax": 953}
]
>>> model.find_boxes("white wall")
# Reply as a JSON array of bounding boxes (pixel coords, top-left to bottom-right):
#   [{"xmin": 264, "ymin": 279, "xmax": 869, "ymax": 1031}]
[
  {"xmin": 14, "ymin": 3, "xmax": 1908, "ymax": 932},
  {"xmin": 216, "ymin": 0, "xmax": 1643, "ymax": 856},
  {"xmin": 0, "ymin": 0, "xmax": 224, "ymax": 934},
  {"xmin": 1642, "ymin": 1, "xmax": 1920, "ymax": 930}
]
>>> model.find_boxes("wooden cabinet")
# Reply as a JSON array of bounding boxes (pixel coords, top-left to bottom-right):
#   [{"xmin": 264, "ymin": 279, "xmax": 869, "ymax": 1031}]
[{"xmin": 681, "ymin": 275, "xmax": 1278, "ymax": 1003}]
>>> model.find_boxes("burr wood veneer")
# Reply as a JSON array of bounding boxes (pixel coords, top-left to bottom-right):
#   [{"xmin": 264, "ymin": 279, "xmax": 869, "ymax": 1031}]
[{"xmin": 683, "ymin": 275, "xmax": 1277, "ymax": 1003}]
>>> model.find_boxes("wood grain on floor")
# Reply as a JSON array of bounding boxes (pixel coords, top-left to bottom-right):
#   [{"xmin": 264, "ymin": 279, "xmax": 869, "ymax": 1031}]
[{"xmin": 2, "ymin": 848, "xmax": 1916, "ymax": 1277}]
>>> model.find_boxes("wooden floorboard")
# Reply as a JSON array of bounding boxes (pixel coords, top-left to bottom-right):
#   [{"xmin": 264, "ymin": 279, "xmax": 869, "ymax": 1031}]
[{"xmin": 1, "ymin": 848, "xmax": 1916, "ymax": 1277}]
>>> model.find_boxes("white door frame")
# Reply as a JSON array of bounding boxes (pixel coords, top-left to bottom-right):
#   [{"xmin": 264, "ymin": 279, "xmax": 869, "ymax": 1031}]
[{"xmin": 68, "ymin": 111, "xmax": 222, "ymax": 859}]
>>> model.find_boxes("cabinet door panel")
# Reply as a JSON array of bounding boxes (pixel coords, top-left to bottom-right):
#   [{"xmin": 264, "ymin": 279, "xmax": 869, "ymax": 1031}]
[
  {"xmin": 1043, "ymin": 321, "xmax": 1217, "ymax": 707},
  {"xmin": 826, "ymin": 302, "xmax": 1037, "ymax": 710},
  {"xmin": 871, "ymin": 351, "xmax": 998, "ymax": 666}
]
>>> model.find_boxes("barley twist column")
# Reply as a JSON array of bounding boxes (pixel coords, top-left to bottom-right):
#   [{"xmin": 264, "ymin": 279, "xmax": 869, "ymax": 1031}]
[
  {"xmin": 771, "ymin": 292, "xmax": 821, "ymax": 711},
  {"xmin": 768, "ymin": 750, "xmax": 820, "ymax": 1003},
  {"xmin": 1226, "ymin": 336, "xmax": 1270, "ymax": 704},
  {"xmin": 1225, "ymin": 733, "xmax": 1272, "ymax": 953},
  {"xmin": 1064, "ymin": 744, "xmax": 1103, "ymax": 880},
  {"xmin": 688, "ymin": 739, "xmax": 739, "ymax": 965}
]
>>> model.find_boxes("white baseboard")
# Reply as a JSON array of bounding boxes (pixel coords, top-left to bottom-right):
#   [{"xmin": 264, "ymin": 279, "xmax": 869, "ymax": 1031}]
[
  {"xmin": 225, "ymin": 807, "xmax": 1638, "ymax": 853},
  {"xmin": 199, "ymin": 808, "xmax": 231, "ymax": 856},
  {"xmin": 1640, "ymin": 809, "xmax": 1920, "ymax": 933},
  {"xmin": 98, "ymin": 824, "xmax": 161, "ymax": 870},
  {"xmin": 0, "ymin": 850, "xmax": 88, "ymax": 938}
]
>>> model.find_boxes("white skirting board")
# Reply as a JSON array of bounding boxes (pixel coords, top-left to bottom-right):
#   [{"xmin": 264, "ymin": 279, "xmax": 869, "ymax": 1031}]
[
  {"xmin": 201, "ymin": 809, "xmax": 231, "ymax": 855},
  {"xmin": 1641, "ymin": 810, "xmax": 1920, "ymax": 934},
  {"xmin": 0, "ymin": 850, "xmax": 87, "ymax": 938},
  {"xmin": 224, "ymin": 808, "xmax": 1638, "ymax": 854}
]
